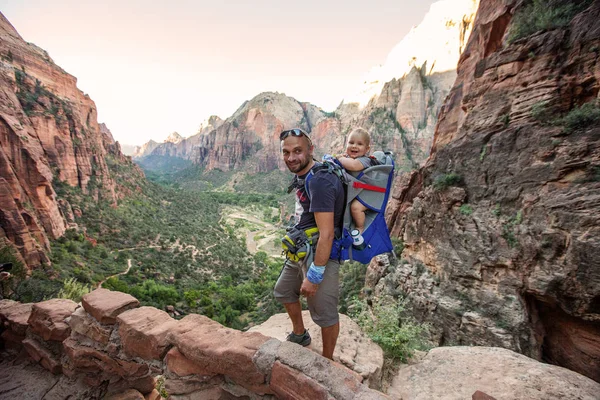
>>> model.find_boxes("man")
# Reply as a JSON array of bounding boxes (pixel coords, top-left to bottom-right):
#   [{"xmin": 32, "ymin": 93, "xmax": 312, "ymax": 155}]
[{"xmin": 274, "ymin": 128, "xmax": 345, "ymax": 360}]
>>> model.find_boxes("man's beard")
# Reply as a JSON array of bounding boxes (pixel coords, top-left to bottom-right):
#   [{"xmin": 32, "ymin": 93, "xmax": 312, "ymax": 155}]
[{"xmin": 286, "ymin": 158, "xmax": 310, "ymax": 174}]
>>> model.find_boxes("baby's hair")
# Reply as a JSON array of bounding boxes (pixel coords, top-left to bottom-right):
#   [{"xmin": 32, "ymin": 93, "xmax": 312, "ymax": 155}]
[{"xmin": 348, "ymin": 127, "xmax": 371, "ymax": 146}]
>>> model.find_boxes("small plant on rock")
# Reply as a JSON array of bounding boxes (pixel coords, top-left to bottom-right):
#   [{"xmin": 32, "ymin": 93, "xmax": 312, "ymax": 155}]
[
  {"xmin": 561, "ymin": 102, "xmax": 600, "ymax": 133},
  {"xmin": 348, "ymin": 297, "xmax": 430, "ymax": 362},
  {"xmin": 460, "ymin": 204, "xmax": 474, "ymax": 216},
  {"xmin": 433, "ymin": 173, "xmax": 463, "ymax": 191}
]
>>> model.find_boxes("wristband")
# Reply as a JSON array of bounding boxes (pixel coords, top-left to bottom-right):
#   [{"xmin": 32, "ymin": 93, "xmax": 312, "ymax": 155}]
[{"xmin": 306, "ymin": 262, "xmax": 326, "ymax": 284}]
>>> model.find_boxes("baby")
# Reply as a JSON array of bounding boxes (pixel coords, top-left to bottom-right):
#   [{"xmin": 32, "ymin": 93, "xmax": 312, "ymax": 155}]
[{"xmin": 335, "ymin": 128, "xmax": 379, "ymax": 245}]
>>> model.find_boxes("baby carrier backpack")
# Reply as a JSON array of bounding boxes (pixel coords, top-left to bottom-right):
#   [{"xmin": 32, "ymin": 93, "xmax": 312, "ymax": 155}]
[{"xmin": 303, "ymin": 151, "xmax": 395, "ymax": 264}]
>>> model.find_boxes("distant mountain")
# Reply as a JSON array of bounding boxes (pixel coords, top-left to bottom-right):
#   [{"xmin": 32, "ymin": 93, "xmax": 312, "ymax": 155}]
[{"xmin": 136, "ymin": 0, "xmax": 479, "ymax": 174}]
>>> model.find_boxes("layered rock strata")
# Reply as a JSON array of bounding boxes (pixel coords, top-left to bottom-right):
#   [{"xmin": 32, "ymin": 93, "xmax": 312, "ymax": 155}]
[
  {"xmin": 0, "ymin": 12, "xmax": 140, "ymax": 270},
  {"xmin": 381, "ymin": 0, "xmax": 600, "ymax": 383},
  {"xmin": 0, "ymin": 288, "xmax": 389, "ymax": 399}
]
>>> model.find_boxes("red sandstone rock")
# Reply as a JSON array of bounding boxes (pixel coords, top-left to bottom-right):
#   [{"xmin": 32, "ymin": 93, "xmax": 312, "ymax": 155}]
[
  {"xmin": 107, "ymin": 375, "xmax": 157, "ymax": 397},
  {"xmin": 104, "ymin": 389, "xmax": 145, "ymax": 400},
  {"xmin": 473, "ymin": 390, "xmax": 497, "ymax": 400},
  {"xmin": 169, "ymin": 386, "xmax": 223, "ymax": 400},
  {"xmin": 167, "ymin": 314, "xmax": 269, "ymax": 385},
  {"xmin": 165, "ymin": 347, "xmax": 214, "ymax": 377},
  {"xmin": 164, "ymin": 375, "xmax": 223, "ymax": 396},
  {"xmin": 144, "ymin": 389, "xmax": 160, "ymax": 400},
  {"xmin": 68, "ymin": 306, "xmax": 113, "ymax": 345},
  {"xmin": 0, "ymin": 302, "xmax": 32, "ymax": 335},
  {"xmin": 117, "ymin": 306, "xmax": 178, "ymax": 360},
  {"xmin": 22, "ymin": 337, "xmax": 62, "ymax": 374},
  {"xmin": 27, "ymin": 298, "xmax": 77, "ymax": 341},
  {"xmin": 0, "ymin": 329, "xmax": 25, "ymax": 350},
  {"xmin": 63, "ymin": 337, "xmax": 149, "ymax": 378},
  {"xmin": 270, "ymin": 361, "xmax": 329, "ymax": 400},
  {"xmin": 82, "ymin": 288, "xmax": 139, "ymax": 324},
  {"xmin": 0, "ymin": 12, "xmax": 147, "ymax": 271}
]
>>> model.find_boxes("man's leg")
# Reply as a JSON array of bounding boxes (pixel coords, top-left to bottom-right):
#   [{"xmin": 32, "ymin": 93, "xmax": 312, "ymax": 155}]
[
  {"xmin": 321, "ymin": 322, "xmax": 339, "ymax": 360},
  {"xmin": 306, "ymin": 260, "xmax": 340, "ymax": 359},
  {"xmin": 284, "ymin": 301, "xmax": 305, "ymax": 335},
  {"xmin": 274, "ymin": 260, "xmax": 306, "ymax": 337}
]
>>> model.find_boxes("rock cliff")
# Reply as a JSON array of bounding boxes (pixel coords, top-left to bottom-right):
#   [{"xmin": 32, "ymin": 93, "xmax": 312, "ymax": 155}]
[
  {"xmin": 380, "ymin": 0, "xmax": 600, "ymax": 383},
  {"xmin": 0, "ymin": 12, "xmax": 141, "ymax": 270}
]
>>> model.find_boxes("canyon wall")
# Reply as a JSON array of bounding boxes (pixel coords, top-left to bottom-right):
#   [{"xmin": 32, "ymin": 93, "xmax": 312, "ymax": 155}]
[
  {"xmin": 0, "ymin": 13, "xmax": 141, "ymax": 270},
  {"xmin": 379, "ymin": 0, "xmax": 600, "ymax": 382}
]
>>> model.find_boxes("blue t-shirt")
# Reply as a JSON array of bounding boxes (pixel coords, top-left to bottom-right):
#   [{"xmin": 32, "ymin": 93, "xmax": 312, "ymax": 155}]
[{"xmin": 293, "ymin": 169, "xmax": 344, "ymax": 233}]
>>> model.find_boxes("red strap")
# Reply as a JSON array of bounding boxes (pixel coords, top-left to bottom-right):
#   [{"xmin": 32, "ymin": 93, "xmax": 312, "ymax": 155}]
[{"xmin": 352, "ymin": 181, "xmax": 386, "ymax": 193}]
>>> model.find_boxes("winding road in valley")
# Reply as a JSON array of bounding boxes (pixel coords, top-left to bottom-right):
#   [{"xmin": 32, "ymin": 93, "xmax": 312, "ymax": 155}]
[{"xmin": 97, "ymin": 258, "xmax": 132, "ymax": 288}]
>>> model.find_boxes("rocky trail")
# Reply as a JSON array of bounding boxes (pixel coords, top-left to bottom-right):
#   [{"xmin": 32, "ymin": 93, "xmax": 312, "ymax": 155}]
[
  {"xmin": 221, "ymin": 208, "xmax": 283, "ymax": 258},
  {"xmin": 96, "ymin": 259, "xmax": 132, "ymax": 289}
]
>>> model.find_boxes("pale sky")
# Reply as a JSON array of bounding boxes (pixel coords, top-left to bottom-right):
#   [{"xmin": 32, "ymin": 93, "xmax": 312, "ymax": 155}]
[{"xmin": 1, "ymin": 0, "xmax": 438, "ymax": 146}]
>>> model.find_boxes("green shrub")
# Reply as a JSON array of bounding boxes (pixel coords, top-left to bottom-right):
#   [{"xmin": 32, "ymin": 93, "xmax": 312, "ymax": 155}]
[
  {"xmin": 479, "ymin": 146, "xmax": 488, "ymax": 162},
  {"xmin": 459, "ymin": 204, "xmax": 473, "ymax": 216},
  {"xmin": 56, "ymin": 277, "xmax": 92, "ymax": 302},
  {"xmin": 433, "ymin": 173, "xmax": 462, "ymax": 190},
  {"xmin": 531, "ymin": 101, "xmax": 552, "ymax": 122},
  {"xmin": 391, "ymin": 237, "xmax": 404, "ymax": 256},
  {"xmin": 561, "ymin": 102, "xmax": 600, "ymax": 133},
  {"xmin": 508, "ymin": 0, "xmax": 593, "ymax": 43},
  {"xmin": 348, "ymin": 297, "xmax": 429, "ymax": 362}
]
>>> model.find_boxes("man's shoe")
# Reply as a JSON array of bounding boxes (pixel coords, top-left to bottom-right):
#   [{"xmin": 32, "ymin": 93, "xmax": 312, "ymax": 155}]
[{"xmin": 286, "ymin": 329, "xmax": 311, "ymax": 347}]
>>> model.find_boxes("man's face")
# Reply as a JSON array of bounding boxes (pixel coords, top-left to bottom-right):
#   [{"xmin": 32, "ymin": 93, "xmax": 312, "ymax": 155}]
[{"xmin": 281, "ymin": 135, "xmax": 314, "ymax": 175}]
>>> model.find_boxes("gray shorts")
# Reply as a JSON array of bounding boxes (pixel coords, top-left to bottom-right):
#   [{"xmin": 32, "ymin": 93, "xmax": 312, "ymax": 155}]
[{"xmin": 273, "ymin": 258, "xmax": 340, "ymax": 328}]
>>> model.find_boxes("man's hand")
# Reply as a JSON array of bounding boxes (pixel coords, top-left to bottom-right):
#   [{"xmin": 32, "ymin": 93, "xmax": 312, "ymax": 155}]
[
  {"xmin": 300, "ymin": 278, "xmax": 319, "ymax": 297},
  {"xmin": 0, "ymin": 272, "xmax": 10, "ymax": 281}
]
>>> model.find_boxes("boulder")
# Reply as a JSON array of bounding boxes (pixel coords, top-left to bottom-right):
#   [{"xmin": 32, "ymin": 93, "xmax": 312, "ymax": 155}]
[
  {"xmin": 248, "ymin": 311, "xmax": 384, "ymax": 389},
  {"xmin": 164, "ymin": 375, "xmax": 223, "ymax": 396},
  {"xmin": 388, "ymin": 346, "xmax": 600, "ymax": 400},
  {"xmin": 117, "ymin": 306, "xmax": 178, "ymax": 360},
  {"xmin": 104, "ymin": 389, "xmax": 145, "ymax": 400},
  {"xmin": 167, "ymin": 314, "xmax": 269, "ymax": 386},
  {"xmin": 270, "ymin": 361, "xmax": 330, "ymax": 400},
  {"xmin": 68, "ymin": 306, "xmax": 113, "ymax": 345},
  {"xmin": 82, "ymin": 288, "xmax": 139, "ymax": 324},
  {"xmin": 28, "ymin": 299, "xmax": 78, "ymax": 341},
  {"xmin": 0, "ymin": 302, "xmax": 32, "ymax": 335},
  {"xmin": 165, "ymin": 347, "xmax": 214, "ymax": 377},
  {"xmin": 274, "ymin": 341, "xmax": 389, "ymax": 400},
  {"xmin": 63, "ymin": 337, "xmax": 149, "ymax": 378},
  {"xmin": 22, "ymin": 337, "xmax": 62, "ymax": 374}
]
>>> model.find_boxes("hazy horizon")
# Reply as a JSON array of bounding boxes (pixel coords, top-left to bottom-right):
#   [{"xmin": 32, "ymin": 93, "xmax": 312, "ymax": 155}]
[{"xmin": 1, "ymin": 0, "xmax": 438, "ymax": 146}]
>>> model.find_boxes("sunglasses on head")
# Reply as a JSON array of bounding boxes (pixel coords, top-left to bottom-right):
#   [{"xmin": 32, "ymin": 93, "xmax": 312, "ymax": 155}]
[{"xmin": 280, "ymin": 128, "xmax": 311, "ymax": 143}]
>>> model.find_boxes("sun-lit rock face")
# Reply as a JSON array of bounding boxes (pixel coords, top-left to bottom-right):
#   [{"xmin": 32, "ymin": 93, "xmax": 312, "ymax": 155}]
[
  {"xmin": 0, "ymin": 12, "xmax": 141, "ymax": 269},
  {"xmin": 165, "ymin": 132, "xmax": 183, "ymax": 144},
  {"xmin": 345, "ymin": 0, "xmax": 480, "ymax": 106}
]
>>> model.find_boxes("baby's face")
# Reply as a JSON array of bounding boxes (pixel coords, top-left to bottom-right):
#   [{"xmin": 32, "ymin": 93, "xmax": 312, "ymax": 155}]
[{"xmin": 345, "ymin": 133, "xmax": 370, "ymax": 158}]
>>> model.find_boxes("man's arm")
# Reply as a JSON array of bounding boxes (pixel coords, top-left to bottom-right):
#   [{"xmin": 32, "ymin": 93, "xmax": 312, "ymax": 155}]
[{"xmin": 300, "ymin": 211, "xmax": 334, "ymax": 297}]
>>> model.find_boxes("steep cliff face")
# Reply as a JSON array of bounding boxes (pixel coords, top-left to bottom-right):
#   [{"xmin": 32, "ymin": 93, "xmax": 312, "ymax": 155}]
[
  {"xmin": 0, "ymin": 13, "xmax": 137, "ymax": 270},
  {"xmin": 381, "ymin": 0, "xmax": 600, "ymax": 382}
]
